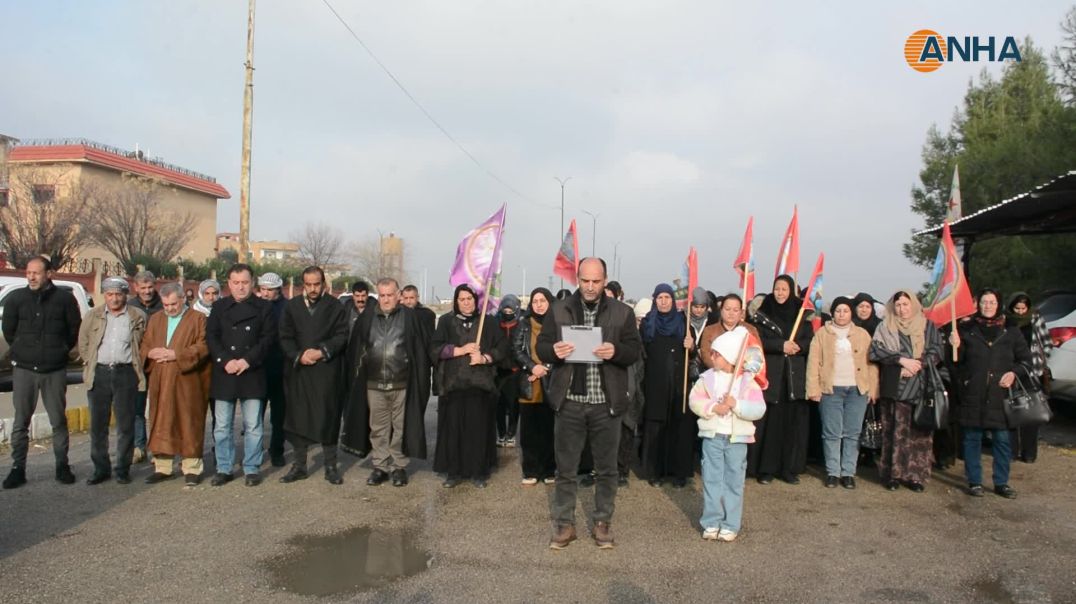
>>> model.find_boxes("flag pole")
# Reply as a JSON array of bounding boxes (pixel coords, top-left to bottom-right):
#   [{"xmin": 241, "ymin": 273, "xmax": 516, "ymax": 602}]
[
  {"xmin": 788, "ymin": 307, "xmax": 806, "ymax": 343},
  {"xmin": 683, "ymin": 305, "xmax": 691, "ymax": 413},
  {"xmin": 725, "ymin": 329, "xmax": 752, "ymax": 397},
  {"xmin": 950, "ymin": 286, "xmax": 958, "ymax": 363},
  {"xmin": 474, "ymin": 204, "xmax": 507, "ymax": 348}
]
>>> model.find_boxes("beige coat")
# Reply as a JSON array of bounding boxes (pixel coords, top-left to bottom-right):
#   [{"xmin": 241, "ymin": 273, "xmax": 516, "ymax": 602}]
[
  {"xmin": 77, "ymin": 305, "xmax": 148, "ymax": 391},
  {"xmin": 806, "ymin": 322, "xmax": 878, "ymax": 400}
]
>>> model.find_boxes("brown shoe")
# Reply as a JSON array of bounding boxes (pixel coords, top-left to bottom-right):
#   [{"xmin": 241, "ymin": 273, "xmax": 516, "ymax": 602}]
[
  {"xmin": 548, "ymin": 524, "xmax": 577, "ymax": 550},
  {"xmin": 592, "ymin": 521, "xmax": 615, "ymax": 549}
]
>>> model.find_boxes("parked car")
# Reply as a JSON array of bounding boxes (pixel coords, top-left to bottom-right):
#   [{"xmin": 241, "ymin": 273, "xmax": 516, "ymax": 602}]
[
  {"xmin": 1037, "ymin": 291, "xmax": 1076, "ymax": 404},
  {"xmin": 0, "ymin": 278, "xmax": 92, "ymax": 392}
]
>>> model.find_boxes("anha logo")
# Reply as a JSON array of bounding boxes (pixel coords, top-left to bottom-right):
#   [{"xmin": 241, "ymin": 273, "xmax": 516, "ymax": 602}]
[{"xmin": 905, "ymin": 29, "xmax": 1022, "ymax": 73}]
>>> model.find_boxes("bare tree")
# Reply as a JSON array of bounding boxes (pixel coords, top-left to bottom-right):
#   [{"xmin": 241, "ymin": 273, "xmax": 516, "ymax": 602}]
[
  {"xmin": 82, "ymin": 175, "xmax": 199, "ymax": 272},
  {"xmin": 0, "ymin": 164, "xmax": 94, "ymax": 269},
  {"xmin": 346, "ymin": 235, "xmax": 408, "ymax": 284},
  {"xmin": 1054, "ymin": 6, "xmax": 1076, "ymax": 104},
  {"xmin": 292, "ymin": 222, "xmax": 345, "ymax": 268}
]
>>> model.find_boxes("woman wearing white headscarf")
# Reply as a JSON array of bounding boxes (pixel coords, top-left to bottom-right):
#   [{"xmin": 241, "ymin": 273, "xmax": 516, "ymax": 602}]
[{"xmin": 192, "ymin": 279, "xmax": 220, "ymax": 317}]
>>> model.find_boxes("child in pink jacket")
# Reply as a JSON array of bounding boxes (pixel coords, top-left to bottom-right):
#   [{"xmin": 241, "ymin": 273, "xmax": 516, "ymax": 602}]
[{"xmin": 688, "ymin": 326, "xmax": 766, "ymax": 541}]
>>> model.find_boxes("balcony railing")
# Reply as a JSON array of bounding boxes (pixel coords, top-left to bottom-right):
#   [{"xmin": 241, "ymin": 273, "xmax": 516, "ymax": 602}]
[{"xmin": 14, "ymin": 138, "xmax": 217, "ymax": 183}]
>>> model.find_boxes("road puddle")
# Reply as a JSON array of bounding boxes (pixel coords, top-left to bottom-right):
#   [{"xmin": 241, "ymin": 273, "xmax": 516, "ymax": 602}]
[{"xmin": 267, "ymin": 526, "xmax": 431, "ymax": 597}]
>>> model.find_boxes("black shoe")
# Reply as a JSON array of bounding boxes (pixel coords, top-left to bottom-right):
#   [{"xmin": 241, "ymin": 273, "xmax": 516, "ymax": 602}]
[
  {"xmin": 617, "ymin": 473, "xmax": 629, "ymax": 487},
  {"xmin": 279, "ymin": 466, "xmax": 309, "ymax": 483},
  {"xmin": 244, "ymin": 473, "xmax": 262, "ymax": 487},
  {"xmin": 579, "ymin": 473, "xmax": 596, "ymax": 488},
  {"xmin": 885, "ymin": 480, "xmax": 900, "ymax": 491},
  {"xmin": 210, "ymin": 472, "xmax": 233, "ymax": 487},
  {"xmin": 473, "ymin": 478, "xmax": 488, "ymax": 488},
  {"xmin": 145, "ymin": 472, "xmax": 176, "ymax": 485},
  {"xmin": 116, "ymin": 472, "xmax": 132, "ymax": 484},
  {"xmin": 270, "ymin": 454, "xmax": 286, "ymax": 468},
  {"xmin": 672, "ymin": 477, "xmax": 687, "ymax": 489},
  {"xmin": 367, "ymin": 469, "xmax": 389, "ymax": 486},
  {"xmin": 3, "ymin": 468, "xmax": 27, "ymax": 489},
  {"xmin": 324, "ymin": 465, "xmax": 343, "ymax": 485},
  {"xmin": 86, "ymin": 472, "xmax": 111, "ymax": 486},
  {"xmin": 757, "ymin": 474, "xmax": 774, "ymax": 485},
  {"xmin": 994, "ymin": 484, "xmax": 1017, "ymax": 499},
  {"xmin": 781, "ymin": 473, "xmax": 800, "ymax": 485},
  {"xmin": 840, "ymin": 477, "xmax": 856, "ymax": 490},
  {"xmin": 391, "ymin": 469, "xmax": 408, "ymax": 487},
  {"xmin": 906, "ymin": 481, "xmax": 925, "ymax": 493},
  {"xmin": 968, "ymin": 484, "xmax": 985, "ymax": 497},
  {"xmin": 442, "ymin": 476, "xmax": 461, "ymax": 488},
  {"xmin": 55, "ymin": 464, "xmax": 76, "ymax": 485},
  {"xmin": 824, "ymin": 475, "xmax": 838, "ymax": 489},
  {"xmin": 184, "ymin": 474, "xmax": 201, "ymax": 486}
]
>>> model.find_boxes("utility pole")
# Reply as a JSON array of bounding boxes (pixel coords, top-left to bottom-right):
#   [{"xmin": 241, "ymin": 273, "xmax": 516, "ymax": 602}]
[
  {"xmin": 582, "ymin": 209, "xmax": 599, "ymax": 257},
  {"xmin": 553, "ymin": 176, "xmax": 571, "ymax": 289},
  {"xmin": 238, "ymin": 0, "xmax": 256, "ymax": 263}
]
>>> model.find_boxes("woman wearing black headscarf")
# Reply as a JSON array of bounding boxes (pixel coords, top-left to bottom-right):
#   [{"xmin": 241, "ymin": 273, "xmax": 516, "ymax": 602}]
[
  {"xmin": 950, "ymin": 288, "xmax": 1031, "ymax": 498},
  {"xmin": 748, "ymin": 275, "xmax": 814, "ymax": 484},
  {"xmin": 639, "ymin": 283, "xmax": 698, "ymax": 488},
  {"xmin": 1007, "ymin": 292, "xmax": 1052, "ymax": 463},
  {"xmin": 431, "ymin": 284, "xmax": 509, "ymax": 488},
  {"xmin": 852, "ymin": 292, "xmax": 882, "ymax": 336},
  {"xmin": 513, "ymin": 287, "xmax": 557, "ymax": 485}
]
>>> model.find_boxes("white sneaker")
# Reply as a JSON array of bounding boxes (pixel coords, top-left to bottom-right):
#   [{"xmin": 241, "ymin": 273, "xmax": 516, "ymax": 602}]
[
  {"xmin": 496, "ymin": 437, "xmax": 506, "ymax": 448},
  {"xmin": 717, "ymin": 529, "xmax": 737, "ymax": 542},
  {"xmin": 542, "ymin": 477, "xmax": 556, "ymax": 485},
  {"xmin": 504, "ymin": 437, "xmax": 517, "ymax": 448},
  {"xmin": 132, "ymin": 448, "xmax": 145, "ymax": 464},
  {"xmin": 702, "ymin": 527, "xmax": 720, "ymax": 541},
  {"xmin": 521, "ymin": 477, "xmax": 538, "ymax": 486}
]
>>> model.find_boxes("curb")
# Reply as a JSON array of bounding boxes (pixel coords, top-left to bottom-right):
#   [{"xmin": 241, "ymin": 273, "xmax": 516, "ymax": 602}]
[{"xmin": 0, "ymin": 404, "xmax": 91, "ymax": 446}]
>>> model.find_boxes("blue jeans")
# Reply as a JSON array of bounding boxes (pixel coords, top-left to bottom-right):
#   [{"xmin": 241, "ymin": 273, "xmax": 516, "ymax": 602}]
[
  {"xmin": 213, "ymin": 399, "xmax": 264, "ymax": 475},
  {"xmin": 819, "ymin": 386, "xmax": 869, "ymax": 477},
  {"xmin": 963, "ymin": 427, "xmax": 1011, "ymax": 487},
  {"xmin": 700, "ymin": 435, "xmax": 748, "ymax": 534},
  {"xmin": 133, "ymin": 390, "xmax": 148, "ymax": 450}
]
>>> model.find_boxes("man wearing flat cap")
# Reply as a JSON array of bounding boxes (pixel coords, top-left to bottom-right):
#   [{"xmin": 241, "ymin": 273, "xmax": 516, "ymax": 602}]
[{"xmin": 78, "ymin": 277, "xmax": 147, "ymax": 485}]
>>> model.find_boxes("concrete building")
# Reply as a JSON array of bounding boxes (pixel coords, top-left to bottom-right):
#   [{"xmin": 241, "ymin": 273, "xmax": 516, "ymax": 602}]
[
  {"xmin": 4, "ymin": 138, "xmax": 229, "ymax": 266},
  {"xmin": 216, "ymin": 234, "xmax": 300, "ymax": 263}
]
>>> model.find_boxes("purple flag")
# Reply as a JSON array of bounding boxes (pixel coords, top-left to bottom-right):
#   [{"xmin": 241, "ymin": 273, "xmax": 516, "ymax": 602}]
[{"xmin": 449, "ymin": 204, "xmax": 506, "ymax": 313}]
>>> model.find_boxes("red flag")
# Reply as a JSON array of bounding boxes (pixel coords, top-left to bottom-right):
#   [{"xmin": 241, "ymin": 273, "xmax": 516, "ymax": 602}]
[
  {"xmin": 800, "ymin": 253, "xmax": 824, "ymax": 312},
  {"xmin": 733, "ymin": 217, "xmax": 755, "ymax": 300},
  {"xmin": 552, "ymin": 219, "xmax": 580, "ymax": 286},
  {"xmin": 922, "ymin": 222, "xmax": 975, "ymax": 326},
  {"xmin": 674, "ymin": 247, "xmax": 698, "ymax": 310},
  {"xmin": 774, "ymin": 206, "xmax": 800, "ymax": 280},
  {"xmin": 739, "ymin": 330, "xmax": 769, "ymax": 390}
]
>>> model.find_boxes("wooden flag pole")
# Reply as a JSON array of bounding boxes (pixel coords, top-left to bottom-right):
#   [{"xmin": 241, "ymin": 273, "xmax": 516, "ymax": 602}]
[
  {"xmin": 950, "ymin": 294, "xmax": 958, "ymax": 363},
  {"xmin": 475, "ymin": 277, "xmax": 494, "ymax": 347},
  {"xmin": 788, "ymin": 306, "xmax": 806, "ymax": 343},
  {"xmin": 683, "ymin": 306, "xmax": 691, "ymax": 413},
  {"xmin": 725, "ymin": 330, "xmax": 752, "ymax": 397}
]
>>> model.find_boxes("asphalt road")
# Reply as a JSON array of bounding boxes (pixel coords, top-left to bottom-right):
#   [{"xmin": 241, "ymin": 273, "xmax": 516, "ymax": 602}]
[{"xmin": 0, "ymin": 398, "xmax": 1074, "ymax": 603}]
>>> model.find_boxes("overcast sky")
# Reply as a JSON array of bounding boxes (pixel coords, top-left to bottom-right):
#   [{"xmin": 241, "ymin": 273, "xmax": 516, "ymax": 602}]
[{"xmin": 2, "ymin": 1, "xmax": 1070, "ymax": 302}]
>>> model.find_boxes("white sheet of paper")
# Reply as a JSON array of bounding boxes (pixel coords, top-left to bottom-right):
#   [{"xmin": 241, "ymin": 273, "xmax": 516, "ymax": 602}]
[{"xmin": 563, "ymin": 325, "xmax": 603, "ymax": 363}]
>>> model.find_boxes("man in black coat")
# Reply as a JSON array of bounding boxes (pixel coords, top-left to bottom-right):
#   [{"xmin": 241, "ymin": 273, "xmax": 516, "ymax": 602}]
[
  {"xmin": 537, "ymin": 258, "xmax": 642, "ymax": 550},
  {"xmin": 340, "ymin": 279, "xmax": 431, "ymax": 487},
  {"xmin": 206, "ymin": 263, "xmax": 277, "ymax": 487},
  {"xmin": 2, "ymin": 256, "xmax": 82, "ymax": 489},
  {"xmin": 277, "ymin": 267, "xmax": 349, "ymax": 485},
  {"xmin": 128, "ymin": 269, "xmax": 162, "ymax": 463},
  {"xmin": 256, "ymin": 271, "xmax": 288, "ymax": 467}
]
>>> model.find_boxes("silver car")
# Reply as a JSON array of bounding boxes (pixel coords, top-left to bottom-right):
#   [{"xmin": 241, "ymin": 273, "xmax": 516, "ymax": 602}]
[
  {"xmin": 1038, "ymin": 292, "xmax": 1076, "ymax": 404},
  {"xmin": 0, "ymin": 277, "xmax": 92, "ymax": 392}
]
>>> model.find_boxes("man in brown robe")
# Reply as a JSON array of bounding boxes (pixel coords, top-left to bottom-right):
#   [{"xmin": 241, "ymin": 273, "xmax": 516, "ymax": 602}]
[{"xmin": 141, "ymin": 283, "xmax": 211, "ymax": 486}]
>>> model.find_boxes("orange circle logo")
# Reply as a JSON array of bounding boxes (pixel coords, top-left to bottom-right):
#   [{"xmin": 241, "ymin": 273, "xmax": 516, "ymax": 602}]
[{"xmin": 905, "ymin": 29, "xmax": 947, "ymax": 72}]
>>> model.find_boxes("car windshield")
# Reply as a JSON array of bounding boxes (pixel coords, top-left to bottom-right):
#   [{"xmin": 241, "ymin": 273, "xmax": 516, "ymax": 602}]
[{"xmin": 1036, "ymin": 293, "xmax": 1076, "ymax": 322}]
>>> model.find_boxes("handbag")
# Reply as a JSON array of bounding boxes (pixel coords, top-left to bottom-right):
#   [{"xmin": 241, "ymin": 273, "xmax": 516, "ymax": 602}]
[
  {"xmin": 1003, "ymin": 376, "xmax": 1053, "ymax": 428},
  {"xmin": 860, "ymin": 403, "xmax": 882, "ymax": 449},
  {"xmin": 913, "ymin": 364, "xmax": 949, "ymax": 431}
]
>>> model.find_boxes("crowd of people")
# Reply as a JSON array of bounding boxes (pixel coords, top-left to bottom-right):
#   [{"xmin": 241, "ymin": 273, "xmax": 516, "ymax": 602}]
[{"xmin": 0, "ymin": 254, "xmax": 1053, "ymax": 548}]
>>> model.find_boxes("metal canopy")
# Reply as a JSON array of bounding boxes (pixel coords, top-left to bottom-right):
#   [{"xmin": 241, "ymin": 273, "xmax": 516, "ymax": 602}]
[{"xmin": 916, "ymin": 170, "xmax": 1076, "ymax": 240}]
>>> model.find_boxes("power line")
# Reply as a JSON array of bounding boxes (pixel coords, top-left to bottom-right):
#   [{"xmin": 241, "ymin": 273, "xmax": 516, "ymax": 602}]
[{"xmin": 320, "ymin": 0, "xmax": 556, "ymax": 210}]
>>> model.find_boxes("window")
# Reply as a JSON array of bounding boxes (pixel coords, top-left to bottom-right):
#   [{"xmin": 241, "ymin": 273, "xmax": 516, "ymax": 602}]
[{"xmin": 32, "ymin": 184, "xmax": 55, "ymax": 204}]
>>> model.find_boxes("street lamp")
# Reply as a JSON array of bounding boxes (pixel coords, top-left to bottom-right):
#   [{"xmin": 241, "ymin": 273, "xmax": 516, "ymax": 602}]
[
  {"xmin": 582, "ymin": 209, "xmax": 599, "ymax": 257},
  {"xmin": 553, "ymin": 176, "xmax": 572, "ymax": 288},
  {"xmin": 612, "ymin": 241, "xmax": 620, "ymax": 280}
]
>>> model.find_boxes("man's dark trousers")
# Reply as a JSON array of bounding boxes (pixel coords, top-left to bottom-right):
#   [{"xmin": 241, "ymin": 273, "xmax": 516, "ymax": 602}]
[
  {"xmin": 88, "ymin": 364, "xmax": 138, "ymax": 475},
  {"xmin": 10, "ymin": 367, "xmax": 69, "ymax": 468},
  {"xmin": 551, "ymin": 400, "xmax": 620, "ymax": 526}
]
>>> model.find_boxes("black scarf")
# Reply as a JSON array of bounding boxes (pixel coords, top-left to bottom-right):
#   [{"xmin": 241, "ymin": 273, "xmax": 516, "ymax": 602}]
[
  {"xmin": 452, "ymin": 284, "xmax": 479, "ymax": 330},
  {"xmin": 527, "ymin": 287, "xmax": 554, "ymax": 324},
  {"xmin": 758, "ymin": 275, "xmax": 802, "ymax": 334}
]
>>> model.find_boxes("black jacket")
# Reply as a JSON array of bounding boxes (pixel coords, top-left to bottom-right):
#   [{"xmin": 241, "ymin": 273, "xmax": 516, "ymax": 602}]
[
  {"xmin": 513, "ymin": 314, "xmax": 550, "ymax": 402},
  {"xmin": 432, "ymin": 313, "xmax": 508, "ymax": 394},
  {"xmin": 955, "ymin": 321, "xmax": 1031, "ymax": 429},
  {"xmin": 128, "ymin": 291, "xmax": 163, "ymax": 316},
  {"xmin": 2, "ymin": 282, "xmax": 82, "ymax": 373},
  {"xmin": 536, "ymin": 291, "xmax": 642, "ymax": 414},
  {"xmin": 752, "ymin": 310, "xmax": 812, "ymax": 403},
  {"xmin": 206, "ymin": 294, "xmax": 277, "ymax": 400}
]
